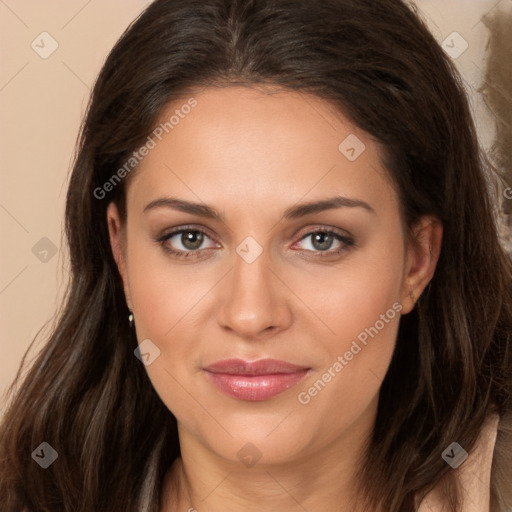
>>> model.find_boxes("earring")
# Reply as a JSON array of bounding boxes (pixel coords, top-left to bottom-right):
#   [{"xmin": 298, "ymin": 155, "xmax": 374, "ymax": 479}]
[{"xmin": 128, "ymin": 312, "xmax": 134, "ymax": 327}]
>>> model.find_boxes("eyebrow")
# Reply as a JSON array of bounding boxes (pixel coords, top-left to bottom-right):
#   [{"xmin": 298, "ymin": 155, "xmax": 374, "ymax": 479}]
[{"xmin": 142, "ymin": 195, "xmax": 375, "ymax": 220}]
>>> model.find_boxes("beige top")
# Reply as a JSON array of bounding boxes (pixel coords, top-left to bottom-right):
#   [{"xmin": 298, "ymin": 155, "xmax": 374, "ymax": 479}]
[{"xmin": 417, "ymin": 414, "xmax": 500, "ymax": 512}]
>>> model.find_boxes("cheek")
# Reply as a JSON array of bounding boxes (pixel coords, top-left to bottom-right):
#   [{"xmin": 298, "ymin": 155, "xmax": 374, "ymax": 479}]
[
  {"xmin": 290, "ymin": 229, "xmax": 404, "ymax": 352},
  {"xmin": 126, "ymin": 235, "xmax": 214, "ymax": 340},
  {"xmin": 291, "ymin": 233, "xmax": 403, "ymax": 428},
  {"xmin": 125, "ymin": 245, "xmax": 214, "ymax": 416},
  {"xmin": 295, "ymin": 299, "xmax": 401, "ymax": 443}
]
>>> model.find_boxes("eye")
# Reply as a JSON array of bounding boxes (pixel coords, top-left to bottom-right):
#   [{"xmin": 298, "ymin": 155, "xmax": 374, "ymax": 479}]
[
  {"xmin": 293, "ymin": 229, "xmax": 355, "ymax": 257},
  {"xmin": 156, "ymin": 226, "xmax": 355, "ymax": 260},
  {"xmin": 157, "ymin": 226, "xmax": 218, "ymax": 258}
]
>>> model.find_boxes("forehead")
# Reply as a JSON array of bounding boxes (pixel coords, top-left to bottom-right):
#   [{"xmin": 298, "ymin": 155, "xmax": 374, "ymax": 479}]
[{"xmin": 127, "ymin": 86, "xmax": 397, "ymax": 218}]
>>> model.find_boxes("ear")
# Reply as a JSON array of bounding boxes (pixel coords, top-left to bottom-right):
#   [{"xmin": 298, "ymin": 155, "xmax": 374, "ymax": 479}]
[
  {"xmin": 399, "ymin": 216, "xmax": 443, "ymax": 315},
  {"xmin": 106, "ymin": 201, "xmax": 133, "ymax": 311}
]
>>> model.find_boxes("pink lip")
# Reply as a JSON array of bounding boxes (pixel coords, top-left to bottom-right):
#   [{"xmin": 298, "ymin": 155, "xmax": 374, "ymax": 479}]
[{"xmin": 203, "ymin": 358, "xmax": 311, "ymax": 401}]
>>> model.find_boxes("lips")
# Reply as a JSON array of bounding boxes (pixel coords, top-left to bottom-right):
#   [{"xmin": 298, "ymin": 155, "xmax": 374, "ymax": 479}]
[{"xmin": 203, "ymin": 358, "xmax": 311, "ymax": 401}]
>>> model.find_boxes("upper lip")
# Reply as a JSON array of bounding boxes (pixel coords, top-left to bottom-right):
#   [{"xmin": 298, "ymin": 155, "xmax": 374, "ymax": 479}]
[{"xmin": 203, "ymin": 358, "xmax": 310, "ymax": 375}]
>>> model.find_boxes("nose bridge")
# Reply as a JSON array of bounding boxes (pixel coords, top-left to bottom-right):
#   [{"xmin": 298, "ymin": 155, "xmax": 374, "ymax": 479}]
[
  {"xmin": 217, "ymin": 237, "xmax": 290, "ymax": 337},
  {"xmin": 233, "ymin": 245, "xmax": 270, "ymax": 296}
]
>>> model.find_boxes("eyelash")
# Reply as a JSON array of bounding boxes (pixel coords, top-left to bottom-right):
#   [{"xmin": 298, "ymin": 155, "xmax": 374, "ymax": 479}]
[{"xmin": 156, "ymin": 225, "xmax": 355, "ymax": 260}]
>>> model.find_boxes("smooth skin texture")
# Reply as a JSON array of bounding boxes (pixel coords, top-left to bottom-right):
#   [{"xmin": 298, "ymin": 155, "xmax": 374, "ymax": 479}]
[{"xmin": 107, "ymin": 86, "xmax": 442, "ymax": 512}]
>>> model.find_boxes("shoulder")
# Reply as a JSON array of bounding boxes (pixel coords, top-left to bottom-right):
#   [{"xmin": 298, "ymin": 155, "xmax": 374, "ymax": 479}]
[{"xmin": 417, "ymin": 413, "xmax": 500, "ymax": 512}]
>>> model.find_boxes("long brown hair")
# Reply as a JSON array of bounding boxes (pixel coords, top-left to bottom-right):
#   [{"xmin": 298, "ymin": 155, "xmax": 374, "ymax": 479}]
[{"xmin": 1, "ymin": 0, "xmax": 511, "ymax": 510}]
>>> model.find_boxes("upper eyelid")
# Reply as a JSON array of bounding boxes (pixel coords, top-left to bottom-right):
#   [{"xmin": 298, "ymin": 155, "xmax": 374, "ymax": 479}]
[
  {"xmin": 159, "ymin": 226, "xmax": 217, "ymax": 242},
  {"xmin": 296, "ymin": 226, "xmax": 353, "ymax": 240},
  {"xmin": 292, "ymin": 230, "xmax": 354, "ymax": 251}
]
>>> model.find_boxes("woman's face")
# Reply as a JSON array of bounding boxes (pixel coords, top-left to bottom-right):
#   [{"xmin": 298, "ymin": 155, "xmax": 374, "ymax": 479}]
[{"xmin": 107, "ymin": 86, "xmax": 439, "ymax": 467}]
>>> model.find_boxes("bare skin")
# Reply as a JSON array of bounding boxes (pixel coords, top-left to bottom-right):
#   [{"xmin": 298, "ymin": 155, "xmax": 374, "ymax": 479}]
[{"xmin": 107, "ymin": 85, "xmax": 442, "ymax": 512}]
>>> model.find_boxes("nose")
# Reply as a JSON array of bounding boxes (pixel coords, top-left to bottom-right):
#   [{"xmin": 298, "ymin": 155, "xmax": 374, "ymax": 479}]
[{"xmin": 216, "ymin": 248, "xmax": 293, "ymax": 340}]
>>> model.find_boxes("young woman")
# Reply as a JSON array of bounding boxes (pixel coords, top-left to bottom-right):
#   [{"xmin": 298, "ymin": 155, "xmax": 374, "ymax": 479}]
[{"xmin": 1, "ymin": 0, "xmax": 511, "ymax": 511}]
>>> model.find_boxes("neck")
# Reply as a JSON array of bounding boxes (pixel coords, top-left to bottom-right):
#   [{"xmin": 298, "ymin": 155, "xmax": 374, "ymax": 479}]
[{"xmin": 161, "ymin": 396, "xmax": 379, "ymax": 512}]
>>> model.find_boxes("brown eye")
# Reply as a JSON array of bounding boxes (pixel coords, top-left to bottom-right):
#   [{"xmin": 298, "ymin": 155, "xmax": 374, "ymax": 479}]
[
  {"xmin": 311, "ymin": 232, "xmax": 335, "ymax": 251},
  {"xmin": 295, "ymin": 230, "xmax": 354, "ymax": 255},
  {"xmin": 180, "ymin": 230, "xmax": 204, "ymax": 250},
  {"xmin": 157, "ymin": 227, "xmax": 218, "ymax": 258}
]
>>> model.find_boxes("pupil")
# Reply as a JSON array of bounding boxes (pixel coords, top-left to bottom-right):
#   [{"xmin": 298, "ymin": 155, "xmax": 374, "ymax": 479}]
[
  {"xmin": 182, "ymin": 231, "xmax": 203, "ymax": 250},
  {"xmin": 313, "ymin": 232, "xmax": 332, "ymax": 251}
]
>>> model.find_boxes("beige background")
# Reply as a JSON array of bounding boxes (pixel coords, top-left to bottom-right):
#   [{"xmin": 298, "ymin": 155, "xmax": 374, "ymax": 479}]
[{"xmin": 0, "ymin": 0, "xmax": 508, "ymax": 416}]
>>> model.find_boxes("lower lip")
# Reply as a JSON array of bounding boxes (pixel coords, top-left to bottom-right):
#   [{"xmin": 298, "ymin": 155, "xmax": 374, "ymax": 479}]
[{"xmin": 204, "ymin": 370, "xmax": 310, "ymax": 401}]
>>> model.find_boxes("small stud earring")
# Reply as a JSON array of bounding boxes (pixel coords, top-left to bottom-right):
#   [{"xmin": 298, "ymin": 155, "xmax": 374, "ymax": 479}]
[{"xmin": 128, "ymin": 312, "xmax": 134, "ymax": 327}]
